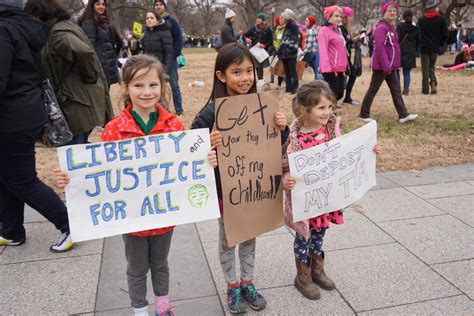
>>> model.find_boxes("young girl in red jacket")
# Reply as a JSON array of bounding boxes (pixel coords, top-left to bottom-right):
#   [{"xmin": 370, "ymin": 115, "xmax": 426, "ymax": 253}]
[
  {"xmin": 282, "ymin": 81, "xmax": 379, "ymax": 300},
  {"xmin": 56, "ymin": 54, "xmax": 217, "ymax": 316}
]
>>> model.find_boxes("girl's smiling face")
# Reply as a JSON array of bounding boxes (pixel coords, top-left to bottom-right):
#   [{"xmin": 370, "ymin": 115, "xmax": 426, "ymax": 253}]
[
  {"xmin": 94, "ymin": 0, "xmax": 106, "ymax": 15},
  {"xmin": 303, "ymin": 96, "xmax": 334, "ymax": 129},
  {"xmin": 216, "ymin": 58, "xmax": 255, "ymax": 96},
  {"xmin": 122, "ymin": 68, "xmax": 162, "ymax": 116},
  {"xmin": 329, "ymin": 9, "xmax": 342, "ymax": 25}
]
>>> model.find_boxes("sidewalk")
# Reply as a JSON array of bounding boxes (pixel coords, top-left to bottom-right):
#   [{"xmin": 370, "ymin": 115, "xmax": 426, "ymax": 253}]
[{"xmin": 1, "ymin": 164, "xmax": 473, "ymax": 315}]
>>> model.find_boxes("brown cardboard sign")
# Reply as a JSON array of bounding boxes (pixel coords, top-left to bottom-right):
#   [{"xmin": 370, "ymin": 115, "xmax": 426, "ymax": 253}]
[{"xmin": 215, "ymin": 92, "xmax": 284, "ymax": 246}]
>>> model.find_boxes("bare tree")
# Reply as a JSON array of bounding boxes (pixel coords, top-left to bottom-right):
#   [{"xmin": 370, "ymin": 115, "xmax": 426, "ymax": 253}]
[{"xmin": 191, "ymin": 0, "xmax": 224, "ymax": 36}]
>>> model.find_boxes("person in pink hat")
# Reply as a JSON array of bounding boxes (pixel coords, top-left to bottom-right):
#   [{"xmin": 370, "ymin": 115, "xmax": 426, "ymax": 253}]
[
  {"xmin": 303, "ymin": 15, "xmax": 319, "ymax": 80},
  {"xmin": 318, "ymin": 5, "xmax": 347, "ymax": 103},
  {"xmin": 359, "ymin": 2, "xmax": 418, "ymax": 123}
]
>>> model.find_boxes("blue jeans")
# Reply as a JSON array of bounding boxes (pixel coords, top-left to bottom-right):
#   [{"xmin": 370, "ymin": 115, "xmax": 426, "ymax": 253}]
[
  {"xmin": 67, "ymin": 130, "xmax": 91, "ymax": 145},
  {"xmin": 402, "ymin": 67, "xmax": 411, "ymax": 91},
  {"xmin": 304, "ymin": 52, "xmax": 318, "ymax": 80},
  {"xmin": 169, "ymin": 60, "xmax": 183, "ymax": 114}
]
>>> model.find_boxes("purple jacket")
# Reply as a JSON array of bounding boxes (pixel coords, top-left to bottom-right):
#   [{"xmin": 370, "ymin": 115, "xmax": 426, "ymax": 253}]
[{"xmin": 371, "ymin": 19, "xmax": 401, "ymax": 72}]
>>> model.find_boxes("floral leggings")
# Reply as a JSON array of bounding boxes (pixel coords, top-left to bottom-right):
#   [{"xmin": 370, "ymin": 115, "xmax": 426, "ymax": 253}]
[{"xmin": 294, "ymin": 227, "xmax": 326, "ymax": 266}]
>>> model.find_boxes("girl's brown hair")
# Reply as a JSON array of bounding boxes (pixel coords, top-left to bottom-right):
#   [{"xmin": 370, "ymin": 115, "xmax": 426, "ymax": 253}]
[
  {"xmin": 292, "ymin": 80, "xmax": 336, "ymax": 120},
  {"xmin": 121, "ymin": 54, "xmax": 170, "ymax": 109},
  {"xmin": 24, "ymin": 0, "xmax": 71, "ymax": 22}
]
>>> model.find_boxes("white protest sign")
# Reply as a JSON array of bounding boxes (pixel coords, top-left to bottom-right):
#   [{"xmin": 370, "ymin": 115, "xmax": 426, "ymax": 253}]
[
  {"xmin": 249, "ymin": 43, "xmax": 270, "ymax": 63},
  {"xmin": 57, "ymin": 129, "xmax": 220, "ymax": 242},
  {"xmin": 289, "ymin": 121, "xmax": 377, "ymax": 222}
]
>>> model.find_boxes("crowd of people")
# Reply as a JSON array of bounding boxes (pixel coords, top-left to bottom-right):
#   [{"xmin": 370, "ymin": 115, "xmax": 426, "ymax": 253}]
[{"xmin": 0, "ymin": 0, "xmax": 467, "ymax": 315}]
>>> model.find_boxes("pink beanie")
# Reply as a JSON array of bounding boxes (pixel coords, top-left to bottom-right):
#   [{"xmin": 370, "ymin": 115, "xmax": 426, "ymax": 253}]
[
  {"xmin": 461, "ymin": 44, "xmax": 469, "ymax": 52},
  {"xmin": 342, "ymin": 7, "xmax": 354, "ymax": 18},
  {"xmin": 381, "ymin": 2, "xmax": 399, "ymax": 15},
  {"xmin": 323, "ymin": 5, "xmax": 342, "ymax": 20}
]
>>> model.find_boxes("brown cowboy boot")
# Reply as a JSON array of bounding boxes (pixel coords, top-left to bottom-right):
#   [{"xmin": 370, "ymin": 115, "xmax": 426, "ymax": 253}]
[
  {"xmin": 294, "ymin": 258, "xmax": 320, "ymax": 300},
  {"xmin": 311, "ymin": 252, "xmax": 336, "ymax": 290},
  {"xmin": 430, "ymin": 81, "xmax": 437, "ymax": 94}
]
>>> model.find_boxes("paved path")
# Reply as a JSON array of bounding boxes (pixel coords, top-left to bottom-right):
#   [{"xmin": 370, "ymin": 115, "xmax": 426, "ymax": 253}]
[{"xmin": 1, "ymin": 164, "xmax": 473, "ymax": 315}]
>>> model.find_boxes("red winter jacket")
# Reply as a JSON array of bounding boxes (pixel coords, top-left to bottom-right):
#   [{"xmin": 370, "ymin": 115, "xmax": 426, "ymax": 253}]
[{"xmin": 101, "ymin": 103, "xmax": 184, "ymax": 237}]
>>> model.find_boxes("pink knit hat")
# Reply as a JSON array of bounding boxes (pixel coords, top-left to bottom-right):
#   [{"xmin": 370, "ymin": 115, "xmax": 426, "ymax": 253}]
[
  {"xmin": 323, "ymin": 5, "xmax": 342, "ymax": 20},
  {"xmin": 461, "ymin": 44, "xmax": 469, "ymax": 52},
  {"xmin": 342, "ymin": 7, "xmax": 354, "ymax": 18},
  {"xmin": 381, "ymin": 2, "xmax": 399, "ymax": 15}
]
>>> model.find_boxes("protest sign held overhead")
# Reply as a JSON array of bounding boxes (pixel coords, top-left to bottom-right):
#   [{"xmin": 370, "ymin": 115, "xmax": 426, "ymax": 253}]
[
  {"xmin": 215, "ymin": 92, "xmax": 284, "ymax": 246},
  {"xmin": 289, "ymin": 121, "xmax": 377, "ymax": 222},
  {"xmin": 57, "ymin": 129, "xmax": 220, "ymax": 242}
]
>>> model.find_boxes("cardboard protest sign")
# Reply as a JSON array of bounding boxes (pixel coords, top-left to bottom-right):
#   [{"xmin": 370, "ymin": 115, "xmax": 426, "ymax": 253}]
[
  {"xmin": 289, "ymin": 121, "xmax": 377, "ymax": 221},
  {"xmin": 215, "ymin": 92, "xmax": 284, "ymax": 246},
  {"xmin": 57, "ymin": 129, "xmax": 220, "ymax": 242}
]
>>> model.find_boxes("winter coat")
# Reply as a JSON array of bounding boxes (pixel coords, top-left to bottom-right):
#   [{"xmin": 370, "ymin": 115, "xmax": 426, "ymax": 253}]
[
  {"xmin": 371, "ymin": 19, "xmax": 401, "ymax": 72},
  {"xmin": 318, "ymin": 24, "xmax": 348, "ymax": 73},
  {"xmin": 42, "ymin": 18, "xmax": 113, "ymax": 135},
  {"xmin": 278, "ymin": 21, "xmax": 299, "ymax": 59},
  {"xmin": 142, "ymin": 20, "xmax": 174, "ymax": 75},
  {"xmin": 418, "ymin": 14, "xmax": 448, "ymax": 54},
  {"xmin": 0, "ymin": 10, "xmax": 47, "ymax": 133},
  {"xmin": 162, "ymin": 13, "xmax": 183, "ymax": 58},
  {"xmin": 221, "ymin": 19, "xmax": 239, "ymax": 46},
  {"xmin": 81, "ymin": 19, "xmax": 122, "ymax": 85},
  {"xmin": 245, "ymin": 24, "xmax": 273, "ymax": 52},
  {"xmin": 101, "ymin": 103, "xmax": 184, "ymax": 237},
  {"xmin": 192, "ymin": 100, "xmax": 290, "ymax": 201},
  {"xmin": 245, "ymin": 24, "xmax": 273, "ymax": 67},
  {"xmin": 282, "ymin": 115, "xmax": 341, "ymax": 241},
  {"xmin": 397, "ymin": 22, "xmax": 420, "ymax": 69}
]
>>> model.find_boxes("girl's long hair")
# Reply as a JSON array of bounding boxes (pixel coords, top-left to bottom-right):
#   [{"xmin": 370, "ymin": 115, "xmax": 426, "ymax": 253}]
[
  {"xmin": 198, "ymin": 43, "xmax": 257, "ymax": 115},
  {"xmin": 78, "ymin": 0, "xmax": 109, "ymax": 27},
  {"xmin": 121, "ymin": 54, "xmax": 170, "ymax": 110},
  {"xmin": 24, "ymin": 0, "xmax": 71, "ymax": 22}
]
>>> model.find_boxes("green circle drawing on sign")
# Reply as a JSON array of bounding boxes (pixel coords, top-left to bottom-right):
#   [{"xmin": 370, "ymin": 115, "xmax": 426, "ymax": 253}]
[{"xmin": 188, "ymin": 184, "xmax": 209, "ymax": 208}]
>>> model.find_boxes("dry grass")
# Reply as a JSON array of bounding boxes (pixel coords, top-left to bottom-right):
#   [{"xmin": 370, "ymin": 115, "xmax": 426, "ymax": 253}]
[{"xmin": 36, "ymin": 49, "xmax": 473, "ymax": 194}]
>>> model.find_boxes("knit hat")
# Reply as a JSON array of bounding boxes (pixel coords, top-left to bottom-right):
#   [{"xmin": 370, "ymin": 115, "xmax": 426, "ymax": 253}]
[
  {"xmin": 470, "ymin": 44, "xmax": 474, "ymax": 52},
  {"xmin": 274, "ymin": 15, "xmax": 281, "ymax": 27},
  {"xmin": 256, "ymin": 12, "xmax": 266, "ymax": 21},
  {"xmin": 426, "ymin": 0, "xmax": 438, "ymax": 9},
  {"xmin": 381, "ymin": 2, "xmax": 398, "ymax": 15},
  {"xmin": 342, "ymin": 7, "xmax": 354, "ymax": 18},
  {"xmin": 461, "ymin": 44, "xmax": 469, "ymax": 52},
  {"xmin": 225, "ymin": 8, "xmax": 236, "ymax": 19},
  {"xmin": 307, "ymin": 16, "xmax": 316, "ymax": 26},
  {"xmin": 402, "ymin": 9, "xmax": 413, "ymax": 19},
  {"xmin": 153, "ymin": 0, "xmax": 167, "ymax": 8},
  {"xmin": 281, "ymin": 8, "xmax": 296, "ymax": 22},
  {"xmin": 0, "ymin": 0, "xmax": 24, "ymax": 10},
  {"xmin": 323, "ymin": 5, "xmax": 342, "ymax": 20}
]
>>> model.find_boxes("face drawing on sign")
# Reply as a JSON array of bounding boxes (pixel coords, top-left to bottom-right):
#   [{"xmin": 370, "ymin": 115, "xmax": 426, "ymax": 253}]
[{"xmin": 188, "ymin": 184, "xmax": 209, "ymax": 208}]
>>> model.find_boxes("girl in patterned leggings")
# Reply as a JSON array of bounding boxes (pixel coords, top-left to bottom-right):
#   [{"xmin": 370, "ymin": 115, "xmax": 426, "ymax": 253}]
[{"xmin": 282, "ymin": 81, "xmax": 379, "ymax": 300}]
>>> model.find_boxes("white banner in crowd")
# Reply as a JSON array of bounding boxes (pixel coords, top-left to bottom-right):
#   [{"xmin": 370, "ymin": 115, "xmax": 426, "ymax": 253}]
[
  {"xmin": 289, "ymin": 121, "xmax": 377, "ymax": 222},
  {"xmin": 57, "ymin": 129, "xmax": 220, "ymax": 242}
]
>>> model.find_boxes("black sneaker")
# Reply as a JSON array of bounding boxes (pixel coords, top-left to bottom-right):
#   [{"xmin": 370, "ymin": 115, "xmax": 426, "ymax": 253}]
[
  {"xmin": 0, "ymin": 236, "xmax": 25, "ymax": 246},
  {"xmin": 227, "ymin": 286, "xmax": 247, "ymax": 314},
  {"xmin": 240, "ymin": 283, "xmax": 266, "ymax": 311},
  {"xmin": 50, "ymin": 232, "xmax": 74, "ymax": 253}
]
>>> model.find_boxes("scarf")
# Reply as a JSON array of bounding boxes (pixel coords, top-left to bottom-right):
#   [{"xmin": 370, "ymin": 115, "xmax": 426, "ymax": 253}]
[
  {"xmin": 424, "ymin": 8, "xmax": 440, "ymax": 19},
  {"xmin": 95, "ymin": 14, "xmax": 110, "ymax": 30}
]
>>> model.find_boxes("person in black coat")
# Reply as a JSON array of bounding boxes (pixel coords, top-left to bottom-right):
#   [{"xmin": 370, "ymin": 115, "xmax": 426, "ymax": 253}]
[
  {"xmin": 278, "ymin": 9, "xmax": 300, "ymax": 94},
  {"xmin": 397, "ymin": 9, "xmax": 420, "ymax": 96},
  {"xmin": 0, "ymin": 0, "xmax": 72, "ymax": 252},
  {"xmin": 142, "ymin": 11, "xmax": 174, "ymax": 77},
  {"xmin": 79, "ymin": 0, "xmax": 122, "ymax": 86},
  {"xmin": 244, "ymin": 12, "xmax": 273, "ymax": 80},
  {"xmin": 221, "ymin": 8, "xmax": 243, "ymax": 46},
  {"xmin": 417, "ymin": 0, "xmax": 448, "ymax": 94}
]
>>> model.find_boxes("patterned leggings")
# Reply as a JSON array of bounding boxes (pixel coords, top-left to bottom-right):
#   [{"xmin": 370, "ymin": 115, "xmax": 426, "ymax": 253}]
[
  {"xmin": 294, "ymin": 227, "xmax": 326, "ymax": 266},
  {"xmin": 218, "ymin": 218, "xmax": 256, "ymax": 284}
]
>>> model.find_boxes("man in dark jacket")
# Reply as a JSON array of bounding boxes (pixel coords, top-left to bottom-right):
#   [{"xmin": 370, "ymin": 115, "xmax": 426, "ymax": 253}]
[
  {"xmin": 0, "ymin": 0, "xmax": 72, "ymax": 252},
  {"xmin": 221, "ymin": 8, "xmax": 243, "ymax": 46},
  {"xmin": 418, "ymin": 0, "xmax": 448, "ymax": 94},
  {"xmin": 154, "ymin": 0, "xmax": 184, "ymax": 117}
]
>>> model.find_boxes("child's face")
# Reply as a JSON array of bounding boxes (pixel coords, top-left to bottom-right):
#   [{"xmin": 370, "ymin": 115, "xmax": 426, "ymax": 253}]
[
  {"xmin": 216, "ymin": 58, "xmax": 254, "ymax": 96},
  {"xmin": 304, "ymin": 96, "xmax": 333, "ymax": 128},
  {"xmin": 122, "ymin": 69, "xmax": 162, "ymax": 113}
]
